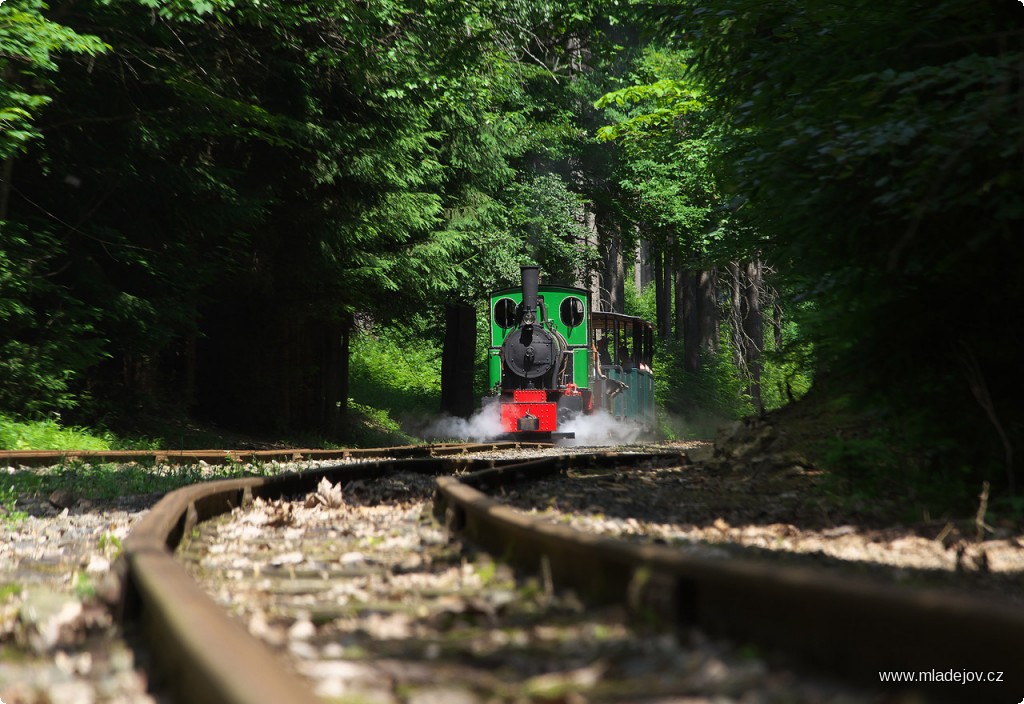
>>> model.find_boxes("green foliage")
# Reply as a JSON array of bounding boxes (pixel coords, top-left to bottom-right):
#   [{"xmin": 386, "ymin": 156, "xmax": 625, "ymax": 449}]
[
  {"xmin": 645, "ymin": 0, "xmax": 1023, "ymax": 491},
  {"xmin": 623, "ymin": 273, "xmax": 656, "ymax": 323},
  {"xmin": 2, "ymin": 0, "xmax": 562, "ymax": 428},
  {"xmin": 596, "ymin": 78, "xmax": 705, "ymax": 142},
  {"xmin": 349, "ymin": 328, "xmax": 442, "ymax": 423},
  {"xmin": 757, "ymin": 317, "xmax": 813, "ymax": 412},
  {"xmin": 652, "ymin": 314, "xmax": 814, "ymax": 437},
  {"xmin": 0, "ymin": 414, "xmax": 114, "ymax": 450},
  {"xmin": 0, "ymin": 0, "xmax": 652, "ymax": 441},
  {"xmin": 655, "ymin": 339, "xmax": 752, "ymax": 436},
  {"xmin": 500, "ymin": 174, "xmax": 600, "ymax": 286},
  {"xmin": 993, "ymin": 495, "xmax": 1024, "ymax": 524},
  {"xmin": 0, "ymin": 0, "xmax": 107, "ymax": 157},
  {"xmin": 595, "ymin": 46, "xmax": 738, "ymax": 263},
  {"xmin": 73, "ymin": 572, "xmax": 96, "ymax": 599},
  {"xmin": 344, "ymin": 400, "xmax": 418, "ymax": 448},
  {"xmin": 0, "ymin": 220, "xmax": 107, "ymax": 419},
  {"xmin": 0, "ymin": 582, "xmax": 22, "ymax": 603},
  {"xmin": 817, "ymin": 418, "xmax": 980, "ymax": 519},
  {"xmin": 97, "ymin": 531, "xmax": 124, "ymax": 558},
  {"xmin": 1, "ymin": 484, "xmax": 28, "ymax": 525}
]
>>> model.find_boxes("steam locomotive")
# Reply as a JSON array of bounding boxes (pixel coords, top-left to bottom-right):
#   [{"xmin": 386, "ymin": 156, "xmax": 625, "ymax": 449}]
[{"xmin": 486, "ymin": 265, "xmax": 656, "ymax": 439}]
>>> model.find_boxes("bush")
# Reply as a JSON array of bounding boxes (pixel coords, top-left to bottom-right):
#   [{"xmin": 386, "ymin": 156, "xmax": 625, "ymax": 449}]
[
  {"xmin": 759, "ymin": 316, "xmax": 814, "ymax": 412},
  {"xmin": 349, "ymin": 327, "xmax": 442, "ymax": 426}
]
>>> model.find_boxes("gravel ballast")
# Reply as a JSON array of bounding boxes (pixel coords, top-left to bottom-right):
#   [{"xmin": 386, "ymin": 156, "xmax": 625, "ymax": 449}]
[
  {"xmin": 178, "ymin": 453, "xmax": 935, "ymax": 703},
  {"xmin": 0, "ymin": 458, "xmax": 375, "ymax": 704},
  {"xmin": 4, "ymin": 444, "xmax": 1021, "ymax": 703}
]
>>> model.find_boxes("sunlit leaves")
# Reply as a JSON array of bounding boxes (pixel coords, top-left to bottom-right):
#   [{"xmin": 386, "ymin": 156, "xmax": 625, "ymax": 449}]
[
  {"xmin": 658, "ymin": 0, "xmax": 1024, "ymax": 482},
  {"xmin": 0, "ymin": 1, "xmax": 107, "ymax": 156},
  {"xmin": 595, "ymin": 46, "xmax": 728, "ymax": 262}
]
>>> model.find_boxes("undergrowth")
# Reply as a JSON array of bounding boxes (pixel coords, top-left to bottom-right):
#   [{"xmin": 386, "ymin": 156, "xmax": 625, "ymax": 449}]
[
  {"xmin": 349, "ymin": 326, "xmax": 442, "ymax": 436},
  {"xmin": 627, "ymin": 277, "xmax": 814, "ymax": 440},
  {"xmin": 0, "ymin": 414, "xmax": 114, "ymax": 451},
  {"xmin": 784, "ymin": 395, "xmax": 1019, "ymax": 524},
  {"xmin": 0, "ymin": 414, "xmax": 159, "ymax": 451},
  {"xmin": 343, "ymin": 400, "xmax": 418, "ymax": 447},
  {"xmin": 2, "ymin": 484, "xmax": 28, "ymax": 525}
]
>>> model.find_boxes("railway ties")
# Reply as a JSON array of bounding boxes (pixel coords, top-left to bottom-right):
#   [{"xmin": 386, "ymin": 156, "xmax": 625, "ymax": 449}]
[
  {"xmin": 0, "ymin": 441, "xmax": 546, "ymax": 469},
  {"xmin": 119, "ymin": 445, "xmax": 1024, "ymax": 703}
]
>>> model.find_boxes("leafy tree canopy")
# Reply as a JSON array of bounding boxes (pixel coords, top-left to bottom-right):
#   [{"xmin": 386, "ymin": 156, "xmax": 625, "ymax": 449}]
[{"xmin": 642, "ymin": 0, "xmax": 1024, "ymax": 487}]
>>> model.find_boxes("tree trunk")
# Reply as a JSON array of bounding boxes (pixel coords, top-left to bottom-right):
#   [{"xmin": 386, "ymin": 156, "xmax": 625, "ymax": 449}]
[
  {"xmin": 634, "ymin": 240, "xmax": 643, "ymax": 293},
  {"xmin": 672, "ymin": 263, "xmax": 684, "ymax": 342},
  {"xmin": 582, "ymin": 206, "xmax": 602, "ymax": 309},
  {"xmin": 638, "ymin": 238, "xmax": 653, "ymax": 291},
  {"xmin": 728, "ymin": 261, "xmax": 744, "ymax": 370},
  {"xmin": 679, "ymin": 269, "xmax": 700, "ymax": 373},
  {"xmin": 440, "ymin": 303, "xmax": 477, "ymax": 418},
  {"xmin": 742, "ymin": 260, "xmax": 764, "ymax": 412},
  {"xmin": 698, "ymin": 268, "xmax": 719, "ymax": 353},
  {"xmin": 598, "ymin": 208, "xmax": 625, "ymax": 313},
  {"xmin": 654, "ymin": 250, "xmax": 672, "ymax": 340}
]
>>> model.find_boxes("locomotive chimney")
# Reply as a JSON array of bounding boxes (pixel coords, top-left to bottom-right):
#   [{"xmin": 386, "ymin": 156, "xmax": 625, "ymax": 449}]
[{"xmin": 521, "ymin": 265, "xmax": 540, "ymax": 325}]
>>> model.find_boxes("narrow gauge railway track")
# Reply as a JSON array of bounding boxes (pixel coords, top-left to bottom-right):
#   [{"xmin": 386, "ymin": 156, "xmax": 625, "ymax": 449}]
[
  {"xmin": 117, "ymin": 447, "xmax": 1024, "ymax": 704},
  {"xmin": 0, "ymin": 441, "xmax": 537, "ymax": 468},
  {"xmin": 120, "ymin": 448, "xmax": 681, "ymax": 704},
  {"xmin": 438, "ymin": 459, "xmax": 1024, "ymax": 703}
]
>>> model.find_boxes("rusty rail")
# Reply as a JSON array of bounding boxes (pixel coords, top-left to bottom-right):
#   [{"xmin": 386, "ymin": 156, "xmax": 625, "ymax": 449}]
[
  {"xmin": 117, "ymin": 448, "xmax": 562, "ymax": 704},
  {"xmin": 434, "ymin": 456, "xmax": 1024, "ymax": 703},
  {"xmin": 0, "ymin": 441, "xmax": 547, "ymax": 468},
  {"xmin": 117, "ymin": 445, "xmax": 1022, "ymax": 703}
]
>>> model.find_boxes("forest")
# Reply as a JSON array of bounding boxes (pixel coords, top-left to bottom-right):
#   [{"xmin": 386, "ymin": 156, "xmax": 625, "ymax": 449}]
[{"xmin": 1, "ymin": 0, "xmax": 1021, "ymax": 511}]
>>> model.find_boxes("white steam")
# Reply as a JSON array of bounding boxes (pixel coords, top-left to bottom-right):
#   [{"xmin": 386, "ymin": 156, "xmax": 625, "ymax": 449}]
[
  {"xmin": 420, "ymin": 403, "xmax": 653, "ymax": 447},
  {"xmin": 557, "ymin": 410, "xmax": 646, "ymax": 447},
  {"xmin": 421, "ymin": 402, "xmax": 504, "ymax": 442}
]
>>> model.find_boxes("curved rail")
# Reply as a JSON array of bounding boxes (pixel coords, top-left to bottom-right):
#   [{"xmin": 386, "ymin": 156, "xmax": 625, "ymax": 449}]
[
  {"xmin": 435, "ymin": 457, "xmax": 1024, "ymax": 703},
  {"xmin": 117, "ymin": 445, "xmax": 1023, "ymax": 703},
  {"xmin": 115, "ymin": 448, "xmax": 560, "ymax": 704}
]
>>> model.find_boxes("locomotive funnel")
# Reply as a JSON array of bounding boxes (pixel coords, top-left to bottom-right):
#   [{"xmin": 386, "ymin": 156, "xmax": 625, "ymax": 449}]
[{"xmin": 521, "ymin": 265, "xmax": 540, "ymax": 324}]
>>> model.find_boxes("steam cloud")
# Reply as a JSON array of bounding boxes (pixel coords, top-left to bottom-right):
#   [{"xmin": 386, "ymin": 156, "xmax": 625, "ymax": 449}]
[
  {"xmin": 422, "ymin": 402, "xmax": 504, "ymax": 442},
  {"xmin": 421, "ymin": 403, "xmax": 652, "ymax": 447},
  {"xmin": 557, "ymin": 410, "xmax": 646, "ymax": 447}
]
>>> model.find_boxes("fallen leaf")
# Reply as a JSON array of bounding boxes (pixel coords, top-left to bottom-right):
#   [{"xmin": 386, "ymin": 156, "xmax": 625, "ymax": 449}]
[{"xmin": 306, "ymin": 477, "xmax": 344, "ymax": 509}]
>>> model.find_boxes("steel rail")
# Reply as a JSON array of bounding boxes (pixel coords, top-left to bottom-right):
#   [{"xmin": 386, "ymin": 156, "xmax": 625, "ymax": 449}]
[
  {"xmin": 115, "ymin": 448, "xmax": 577, "ymax": 704},
  {"xmin": 115, "ymin": 445, "xmax": 1021, "ymax": 703},
  {"xmin": 434, "ymin": 459, "xmax": 1024, "ymax": 703},
  {"xmin": 0, "ymin": 441, "xmax": 548, "ymax": 468}
]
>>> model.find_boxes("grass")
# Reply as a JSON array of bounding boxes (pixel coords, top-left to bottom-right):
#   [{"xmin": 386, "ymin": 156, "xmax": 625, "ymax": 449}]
[
  {"xmin": 0, "ymin": 458, "xmax": 296, "ymax": 526},
  {"xmin": 0, "ymin": 402, "xmax": 418, "ymax": 454},
  {"xmin": 0, "ymin": 326, "xmax": 430, "ymax": 520},
  {"xmin": 0, "ymin": 414, "xmax": 162, "ymax": 451},
  {"xmin": 342, "ymin": 401, "xmax": 419, "ymax": 447},
  {"xmin": 0, "ymin": 415, "xmax": 115, "ymax": 451},
  {"xmin": 349, "ymin": 328, "xmax": 442, "ymax": 433}
]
